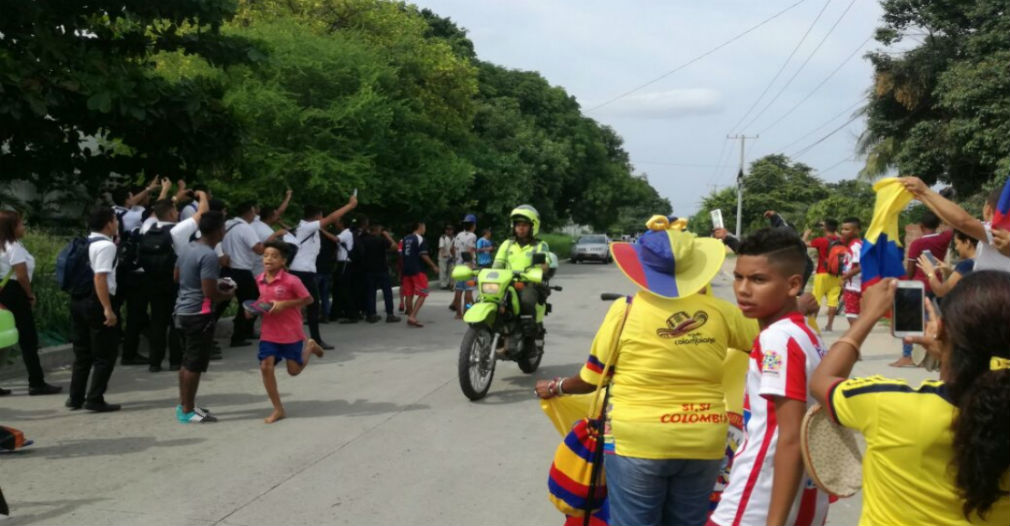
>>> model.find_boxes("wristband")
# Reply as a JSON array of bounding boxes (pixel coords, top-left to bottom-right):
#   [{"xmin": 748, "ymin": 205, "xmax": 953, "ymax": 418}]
[
  {"xmin": 555, "ymin": 377, "xmax": 566, "ymax": 396},
  {"xmin": 834, "ymin": 336, "xmax": 862, "ymax": 357}
]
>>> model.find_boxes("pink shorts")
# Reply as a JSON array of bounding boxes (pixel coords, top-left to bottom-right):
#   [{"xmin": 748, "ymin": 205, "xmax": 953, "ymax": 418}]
[
  {"xmin": 401, "ymin": 273, "xmax": 429, "ymax": 298},
  {"xmin": 843, "ymin": 290, "xmax": 861, "ymax": 318}
]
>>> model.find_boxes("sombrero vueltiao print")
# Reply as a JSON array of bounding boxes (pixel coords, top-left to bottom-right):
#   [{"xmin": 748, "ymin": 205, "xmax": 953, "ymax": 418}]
[{"xmin": 610, "ymin": 215, "xmax": 726, "ymax": 299}]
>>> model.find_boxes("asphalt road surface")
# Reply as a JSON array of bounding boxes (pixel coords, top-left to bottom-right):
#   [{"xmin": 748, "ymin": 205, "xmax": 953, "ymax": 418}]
[{"xmin": 2, "ymin": 260, "xmax": 925, "ymax": 525}]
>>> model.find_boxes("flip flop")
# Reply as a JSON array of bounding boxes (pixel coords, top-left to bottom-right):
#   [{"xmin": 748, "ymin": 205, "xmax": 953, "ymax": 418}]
[{"xmin": 407, "ymin": 320, "xmax": 424, "ymax": 328}]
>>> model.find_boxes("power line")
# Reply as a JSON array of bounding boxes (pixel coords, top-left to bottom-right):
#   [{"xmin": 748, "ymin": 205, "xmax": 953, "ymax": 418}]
[
  {"xmin": 728, "ymin": 0, "xmax": 833, "ymax": 135},
  {"xmin": 757, "ymin": 34, "xmax": 873, "ymax": 135},
  {"xmin": 789, "ymin": 114, "xmax": 860, "ymax": 158},
  {"xmin": 774, "ymin": 98, "xmax": 863, "ymax": 152},
  {"xmin": 818, "ymin": 156, "xmax": 855, "ymax": 175},
  {"xmin": 634, "ymin": 160, "xmax": 723, "ymax": 168},
  {"xmin": 586, "ymin": 0, "xmax": 809, "ymax": 112},
  {"xmin": 738, "ymin": 0, "xmax": 858, "ymax": 132}
]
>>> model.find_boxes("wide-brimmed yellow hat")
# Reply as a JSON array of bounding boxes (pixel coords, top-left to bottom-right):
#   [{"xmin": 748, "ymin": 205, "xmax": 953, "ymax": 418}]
[{"xmin": 610, "ymin": 215, "xmax": 725, "ymax": 299}]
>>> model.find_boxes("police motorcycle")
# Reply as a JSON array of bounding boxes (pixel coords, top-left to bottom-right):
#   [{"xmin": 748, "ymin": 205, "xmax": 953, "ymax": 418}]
[{"xmin": 452, "ymin": 252, "xmax": 561, "ymax": 401}]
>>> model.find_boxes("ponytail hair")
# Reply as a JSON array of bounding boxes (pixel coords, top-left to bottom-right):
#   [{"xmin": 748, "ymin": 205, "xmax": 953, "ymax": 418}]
[{"xmin": 942, "ymin": 270, "xmax": 1010, "ymax": 520}]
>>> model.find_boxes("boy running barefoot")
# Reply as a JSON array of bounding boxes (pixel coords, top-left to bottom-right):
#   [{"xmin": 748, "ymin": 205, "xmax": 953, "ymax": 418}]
[
  {"xmin": 710, "ymin": 228, "xmax": 829, "ymax": 526},
  {"xmin": 255, "ymin": 241, "xmax": 324, "ymax": 424}
]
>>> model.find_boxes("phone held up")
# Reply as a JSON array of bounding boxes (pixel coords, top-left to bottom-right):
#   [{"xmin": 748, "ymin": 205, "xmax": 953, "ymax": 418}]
[{"xmin": 892, "ymin": 280, "xmax": 925, "ymax": 338}]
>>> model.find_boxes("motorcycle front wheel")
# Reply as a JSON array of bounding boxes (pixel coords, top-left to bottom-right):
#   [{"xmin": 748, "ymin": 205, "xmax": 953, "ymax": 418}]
[
  {"xmin": 458, "ymin": 325, "xmax": 497, "ymax": 401},
  {"xmin": 517, "ymin": 337, "xmax": 543, "ymax": 374}
]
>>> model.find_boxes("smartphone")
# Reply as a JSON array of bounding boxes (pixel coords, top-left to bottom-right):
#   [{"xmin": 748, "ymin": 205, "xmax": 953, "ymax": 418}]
[
  {"xmin": 710, "ymin": 209, "xmax": 725, "ymax": 230},
  {"xmin": 892, "ymin": 280, "xmax": 925, "ymax": 338},
  {"xmin": 353, "ymin": 188, "xmax": 358, "ymax": 197},
  {"xmin": 922, "ymin": 250, "xmax": 939, "ymax": 266}
]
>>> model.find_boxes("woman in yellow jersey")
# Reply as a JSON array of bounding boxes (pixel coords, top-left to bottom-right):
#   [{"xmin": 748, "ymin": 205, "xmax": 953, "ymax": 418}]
[
  {"xmin": 811, "ymin": 271, "xmax": 1010, "ymax": 526},
  {"xmin": 535, "ymin": 216, "xmax": 758, "ymax": 526}
]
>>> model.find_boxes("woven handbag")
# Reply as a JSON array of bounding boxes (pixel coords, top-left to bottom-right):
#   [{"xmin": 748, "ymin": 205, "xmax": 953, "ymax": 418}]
[{"xmin": 547, "ymin": 297, "xmax": 631, "ymax": 522}]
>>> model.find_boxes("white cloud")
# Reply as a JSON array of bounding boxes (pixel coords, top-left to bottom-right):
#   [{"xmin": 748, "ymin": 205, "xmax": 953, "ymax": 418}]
[{"xmin": 594, "ymin": 88, "xmax": 724, "ymax": 119}]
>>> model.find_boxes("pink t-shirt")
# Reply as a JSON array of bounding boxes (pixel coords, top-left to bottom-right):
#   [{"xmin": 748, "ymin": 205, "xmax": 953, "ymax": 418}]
[{"xmin": 256, "ymin": 269, "xmax": 310, "ymax": 344}]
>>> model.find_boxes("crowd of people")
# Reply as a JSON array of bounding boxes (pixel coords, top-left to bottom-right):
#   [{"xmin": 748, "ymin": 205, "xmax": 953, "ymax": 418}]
[
  {"xmin": 536, "ymin": 176, "xmax": 1009, "ymax": 526},
  {"xmin": 0, "ymin": 178, "xmax": 505, "ymax": 422}
]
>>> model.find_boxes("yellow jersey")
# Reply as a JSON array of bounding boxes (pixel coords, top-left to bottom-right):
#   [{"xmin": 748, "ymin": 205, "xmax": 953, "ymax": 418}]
[
  {"xmin": 579, "ymin": 291, "xmax": 759, "ymax": 460},
  {"xmin": 829, "ymin": 376, "xmax": 1010, "ymax": 526}
]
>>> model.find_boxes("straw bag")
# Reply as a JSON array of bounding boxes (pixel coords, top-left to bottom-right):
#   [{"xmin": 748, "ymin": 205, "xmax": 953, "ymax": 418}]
[
  {"xmin": 547, "ymin": 297, "xmax": 631, "ymax": 522},
  {"xmin": 800, "ymin": 404, "xmax": 863, "ymax": 498}
]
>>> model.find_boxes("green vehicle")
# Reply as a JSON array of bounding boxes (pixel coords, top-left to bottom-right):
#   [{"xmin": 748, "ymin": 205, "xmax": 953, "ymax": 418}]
[{"xmin": 452, "ymin": 253, "xmax": 561, "ymax": 400}]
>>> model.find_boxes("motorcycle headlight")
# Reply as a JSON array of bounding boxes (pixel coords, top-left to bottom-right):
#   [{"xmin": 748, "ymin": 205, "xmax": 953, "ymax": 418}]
[{"xmin": 481, "ymin": 283, "xmax": 501, "ymax": 294}]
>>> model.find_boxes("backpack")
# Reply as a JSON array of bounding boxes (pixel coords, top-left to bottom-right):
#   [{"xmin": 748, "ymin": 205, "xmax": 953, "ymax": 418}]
[
  {"xmin": 56, "ymin": 237, "xmax": 98, "ymax": 298},
  {"xmin": 116, "ymin": 229, "xmax": 143, "ymax": 274},
  {"xmin": 825, "ymin": 239, "xmax": 849, "ymax": 277},
  {"xmin": 138, "ymin": 225, "xmax": 177, "ymax": 277},
  {"xmin": 342, "ymin": 229, "xmax": 365, "ymax": 264},
  {"xmin": 284, "ymin": 228, "xmax": 316, "ymax": 265}
]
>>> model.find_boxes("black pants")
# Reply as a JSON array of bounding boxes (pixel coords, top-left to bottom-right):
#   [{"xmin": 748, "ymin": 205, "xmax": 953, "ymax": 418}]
[
  {"xmin": 366, "ymin": 271, "xmax": 395, "ymax": 316},
  {"xmin": 221, "ymin": 268, "xmax": 257, "ymax": 343},
  {"xmin": 518, "ymin": 285, "xmax": 545, "ymax": 336},
  {"xmin": 0, "ymin": 282, "xmax": 45, "ymax": 387},
  {"xmin": 332, "ymin": 262, "xmax": 357, "ymax": 320},
  {"xmin": 291, "ymin": 270, "xmax": 322, "ymax": 342},
  {"xmin": 350, "ymin": 264, "xmax": 368, "ymax": 317},
  {"xmin": 69, "ymin": 296, "xmax": 119, "ymax": 405},
  {"xmin": 118, "ymin": 272, "xmax": 149, "ymax": 360},
  {"xmin": 146, "ymin": 279, "xmax": 181, "ymax": 368}
]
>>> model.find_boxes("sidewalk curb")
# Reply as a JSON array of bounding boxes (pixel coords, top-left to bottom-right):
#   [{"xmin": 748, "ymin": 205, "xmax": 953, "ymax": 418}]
[{"xmin": 0, "ymin": 286, "xmax": 403, "ymax": 381}]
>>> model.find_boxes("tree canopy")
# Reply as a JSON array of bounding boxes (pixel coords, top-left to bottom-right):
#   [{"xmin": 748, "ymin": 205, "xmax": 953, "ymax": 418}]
[
  {"xmin": 859, "ymin": 0, "xmax": 1010, "ymax": 195},
  {"xmin": 2, "ymin": 0, "xmax": 670, "ymax": 236}
]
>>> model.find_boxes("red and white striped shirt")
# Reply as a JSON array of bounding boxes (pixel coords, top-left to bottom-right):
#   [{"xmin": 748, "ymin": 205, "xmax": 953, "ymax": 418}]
[{"xmin": 710, "ymin": 313, "xmax": 830, "ymax": 526}]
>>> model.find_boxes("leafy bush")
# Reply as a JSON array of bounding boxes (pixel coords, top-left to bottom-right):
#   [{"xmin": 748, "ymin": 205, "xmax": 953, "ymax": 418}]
[
  {"xmin": 540, "ymin": 233, "xmax": 575, "ymax": 260},
  {"xmin": 21, "ymin": 230, "xmax": 74, "ymax": 346}
]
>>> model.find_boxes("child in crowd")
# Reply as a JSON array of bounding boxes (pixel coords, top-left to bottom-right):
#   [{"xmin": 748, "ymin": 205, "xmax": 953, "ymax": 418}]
[
  {"xmin": 838, "ymin": 217, "xmax": 862, "ymax": 327},
  {"xmin": 254, "ymin": 241, "xmax": 324, "ymax": 424},
  {"xmin": 710, "ymin": 228, "xmax": 830, "ymax": 526}
]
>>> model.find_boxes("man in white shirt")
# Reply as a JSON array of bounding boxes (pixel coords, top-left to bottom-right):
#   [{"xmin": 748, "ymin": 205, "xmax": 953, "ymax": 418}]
[
  {"xmin": 179, "ymin": 183, "xmax": 211, "ymax": 221},
  {"xmin": 67, "ymin": 208, "xmax": 123, "ymax": 412},
  {"xmin": 451, "ymin": 215, "xmax": 478, "ymax": 317},
  {"xmin": 437, "ymin": 225, "xmax": 455, "ymax": 290},
  {"xmin": 288, "ymin": 197, "xmax": 358, "ymax": 350},
  {"xmin": 139, "ymin": 193, "xmax": 208, "ymax": 372},
  {"xmin": 221, "ymin": 202, "xmax": 277, "ymax": 347}
]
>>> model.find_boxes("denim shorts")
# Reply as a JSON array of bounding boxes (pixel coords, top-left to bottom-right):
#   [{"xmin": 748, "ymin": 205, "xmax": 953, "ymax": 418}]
[{"xmin": 258, "ymin": 340, "xmax": 304, "ymax": 365}]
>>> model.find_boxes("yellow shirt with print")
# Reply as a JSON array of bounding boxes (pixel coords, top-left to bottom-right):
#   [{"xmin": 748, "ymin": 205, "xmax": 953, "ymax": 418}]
[
  {"xmin": 492, "ymin": 239, "xmax": 549, "ymax": 271},
  {"xmin": 579, "ymin": 291, "xmax": 758, "ymax": 460},
  {"xmin": 830, "ymin": 376, "xmax": 1010, "ymax": 526}
]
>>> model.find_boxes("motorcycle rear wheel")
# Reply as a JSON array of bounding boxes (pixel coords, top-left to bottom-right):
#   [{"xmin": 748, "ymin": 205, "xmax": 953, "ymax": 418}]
[{"xmin": 458, "ymin": 326, "xmax": 497, "ymax": 400}]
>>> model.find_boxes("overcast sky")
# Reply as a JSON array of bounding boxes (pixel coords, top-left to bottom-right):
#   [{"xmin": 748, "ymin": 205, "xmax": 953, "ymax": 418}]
[{"xmin": 409, "ymin": 0, "xmax": 895, "ymax": 217}]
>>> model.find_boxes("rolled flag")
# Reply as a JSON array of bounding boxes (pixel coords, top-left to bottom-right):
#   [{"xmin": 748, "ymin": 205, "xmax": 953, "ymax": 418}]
[
  {"xmin": 861, "ymin": 178, "xmax": 914, "ymax": 290},
  {"xmin": 992, "ymin": 176, "xmax": 1010, "ymax": 230}
]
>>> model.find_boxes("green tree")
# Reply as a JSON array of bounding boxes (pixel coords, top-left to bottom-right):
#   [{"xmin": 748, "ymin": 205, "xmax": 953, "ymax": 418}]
[
  {"xmin": 0, "ymin": 1, "xmax": 258, "ymax": 209},
  {"xmin": 859, "ymin": 0, "xmax": 1010, "ymax": 195}
]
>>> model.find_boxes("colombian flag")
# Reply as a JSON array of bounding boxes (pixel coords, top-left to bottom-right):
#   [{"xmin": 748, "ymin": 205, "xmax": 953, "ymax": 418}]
[
  {"xmin": 861, "ymin": 178, "xmax": 914, "ymax": 290},
  {"xmin": 993, "ymin": 176, "xmax": 1010, "ymax": 230}
]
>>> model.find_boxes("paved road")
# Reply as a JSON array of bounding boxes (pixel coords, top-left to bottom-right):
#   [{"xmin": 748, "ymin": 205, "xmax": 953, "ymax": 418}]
[{"xmin": 1, "ymin": 260, "xmax": 932, "ymax": 525}]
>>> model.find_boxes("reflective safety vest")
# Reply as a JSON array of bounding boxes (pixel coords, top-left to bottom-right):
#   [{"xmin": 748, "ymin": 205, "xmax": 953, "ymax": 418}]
[{"xmin": 492, "ymin": 239, "xmax": 550, "ymax": 271}]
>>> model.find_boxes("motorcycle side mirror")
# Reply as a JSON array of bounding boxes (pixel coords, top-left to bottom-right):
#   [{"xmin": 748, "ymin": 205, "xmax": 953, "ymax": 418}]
[{"xmin": 532, "ymin": 253, "xmax": 547, "ymax": 265}]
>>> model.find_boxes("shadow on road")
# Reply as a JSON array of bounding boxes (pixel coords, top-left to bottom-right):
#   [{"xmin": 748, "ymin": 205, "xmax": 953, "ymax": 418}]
[
  {"xmin": 474, "ymin": 362, "xmax": 584, "ymax": 406},
  {"xmin": 212, "ymin": 398, "xmax": 429, "ymax": 422},
  {"xmin": 3, "ymin": 436, "xmax": 206, "ymax": 460},
  {"xmin": 4, "ymin": 497, "xmax": 105, "ymax": 526}
]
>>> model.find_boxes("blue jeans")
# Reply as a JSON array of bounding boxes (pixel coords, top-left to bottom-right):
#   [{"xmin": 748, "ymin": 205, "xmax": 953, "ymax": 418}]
[
  {"xmin": 316, "ymin": 273, "xmax": 333, "ymax": 318},
  {"xmin": 604, "ymin": 454, "xmax": 721, "ymax": 526}
]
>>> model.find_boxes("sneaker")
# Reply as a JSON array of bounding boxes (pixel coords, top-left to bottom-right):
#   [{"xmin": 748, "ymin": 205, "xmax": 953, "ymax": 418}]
[
  {"xmin": 177, "ymin": 405, "xmax": 218, "ymax": 423},
  {"xmin": 386, "ymin": 314, "xmax": 402, "ymax": 323}
]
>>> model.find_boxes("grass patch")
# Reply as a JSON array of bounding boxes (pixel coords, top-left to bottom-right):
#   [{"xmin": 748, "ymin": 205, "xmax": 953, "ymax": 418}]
[{"xmin": 22, "ymin": 230, "xmax": 74, "ymax": 347}]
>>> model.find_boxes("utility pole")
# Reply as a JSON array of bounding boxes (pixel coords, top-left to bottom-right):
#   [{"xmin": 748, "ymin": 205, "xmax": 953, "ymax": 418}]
[{"xmin": 727, "ymin": 134, "xmax": 757, "ymax": 237}]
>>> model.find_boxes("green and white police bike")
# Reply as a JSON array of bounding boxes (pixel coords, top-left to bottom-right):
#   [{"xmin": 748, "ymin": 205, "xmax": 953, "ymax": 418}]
[{"xmin": 452, "ymin": 253, "xmax": 561, "ymax": 400}]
